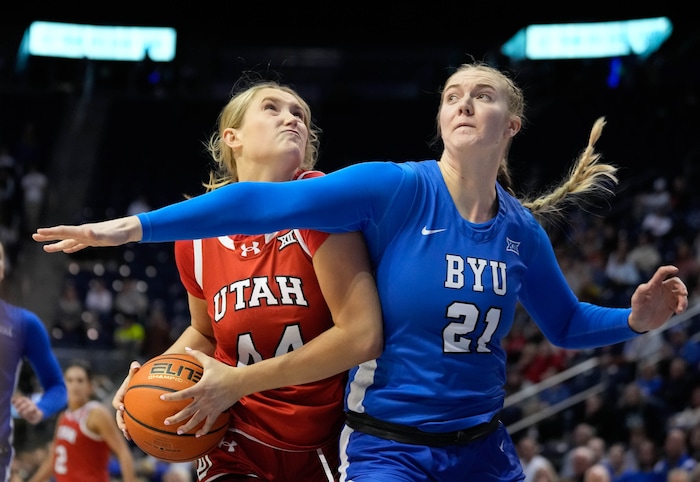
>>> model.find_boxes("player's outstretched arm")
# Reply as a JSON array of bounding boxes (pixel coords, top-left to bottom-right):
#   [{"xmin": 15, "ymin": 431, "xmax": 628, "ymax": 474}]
[
  {"xmin": 628, "ymin": 265, "xmax": 689, "ymax": 333},
  {"xmin": 33, "ymin": 216, "xmax": 143, "ymax": 253}
]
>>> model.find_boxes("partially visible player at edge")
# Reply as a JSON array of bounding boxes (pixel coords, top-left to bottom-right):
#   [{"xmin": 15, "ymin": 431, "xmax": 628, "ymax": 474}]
[
  {"xmin": 27, "ymin": 359, "xmax": 137, "ymax": 482},
  {"xmin": 33, "ymin": 61, "xmax": 688, "ymax": 481},
  {"xmin": 110, "ymin": 79, "xmax": 382, "ymax": 481},
  {"xmin": 0, "ymin": 240, "xmax": 67, "ymax": 482}
]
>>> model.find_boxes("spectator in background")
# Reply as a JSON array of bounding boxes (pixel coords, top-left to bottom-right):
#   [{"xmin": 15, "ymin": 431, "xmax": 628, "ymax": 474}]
[
  {"xmin": 583, "ymin": 464, "xmax": 611, "ymax": 482},
  {"xmin": 84, "ymin": 277, "xmax": 114, "ymax": 322},
  {"xmin": 8, "ymin": 443, "xmax": 49, "ymax": 482},
  {"xmin": 641, "ymin": 205, "xmax": 674, "ymax": 246},
  {"xmin": 588, "ymin": 437, "xmax": 607, "ymax": 469},
  {"xmin": 688, "ymin": 423, "xmax": 700, "ymax": 463},
  {"xmin": 600, "ymin": 442, "xmax": 634, "ymax": 481},
  {"xmin": 518, "ymin": 435, "xmax": 556, "ymax": 482},
  {"xmin": 113, "ymin": 277, "xmax": 149, "ymax": 322},
  {"xmin": 534, "ymin": 463, "xmax": 561, "ymax": 482},
  {"xmin": 653, "ymin": 428, "xmax": 697, "ymax": 481},
  {"xmin": 664, "ymin": 325, "xmax": 700, "ymax": 370},
  {"xmin": 560, "ymin": 423, "xmax": 598, "ymax": 481},
  {"xmin": 564, "ymin": 446, "xmax": 597, "ymax": 482},
  {"xmin": 617, "ymin": 437, "xmax": 658, "ymax": 482},
  {"xmin": 113, "ymin": 312, "xmax": 145, "ymax": 365},
  {"xmin": 52, "ymin": 281, "xmax": 85, "ymax": 346},
  {"xmin": 519, "ymin": 338, "xmax": 571, "ymax": 385},
  {"xmin": 623, "ymin": 330, "xmax": 665, "ymax": 368},
  {"xmin": 668, "ymin": 468, "xmax": 691, "ymax": 482},
  {"xmin": 635, "ymin": 177, "xmax": 671, "ymax": 223},
  {"xmin": 141, "ymin": 305, "xmax": 175, "ymax": 360},
  {"xmin": 19, "ymin": 162, "xmax": 48, "ymax": 235},
  {"xmin": 604, "ymin": 235, "xmax": 642, "ymax": 307},
  {"xmin": 613, "ymin": 382, "xmax": 667, "ymax": 447},
  {"xmin": 672, "ymin": 239, "xmax": 700, "ymax": 287},
  {"xmin": 575, "ymin": 393, "xmax": 618, "ymax": 444},
  {"xmin": 627, "ymin": 230, "xmax": 662, "ymax": 280},
  {"xmin": 635, "ymin": 360, "xmax": 664, "ymax": 403},
  {"xmin": 84, "ymin": 277, "xmax": 115, "ymax": 346},
  {"xmin": 668, "ymin": 385, "xmax": 700, "ymax": 432},
  {"xmin": 659, "ymin": 356, "xmax": 696, "ymax": 415}
]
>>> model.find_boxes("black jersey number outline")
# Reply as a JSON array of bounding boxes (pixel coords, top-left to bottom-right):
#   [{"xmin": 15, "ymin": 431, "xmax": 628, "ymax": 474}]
[{"xmin": 443, "ymin": 302, "xmax": 501, "ymax": 353}]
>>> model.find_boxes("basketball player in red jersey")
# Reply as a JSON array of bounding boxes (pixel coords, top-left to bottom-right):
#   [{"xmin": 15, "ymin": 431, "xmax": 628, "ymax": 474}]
[
  {"xmin": 28, "ymin": 360, "xmax": 137, "ymax": 482},
  {"xmin": 111, "ymin": 80, "xmax": 383, "ymax": 481}
]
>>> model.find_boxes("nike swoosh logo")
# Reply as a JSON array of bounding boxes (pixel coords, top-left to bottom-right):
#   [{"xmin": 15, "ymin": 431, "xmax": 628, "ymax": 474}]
[{"xmin": 421, "ymin": 226, "xmax": 447, "ymax": 235}]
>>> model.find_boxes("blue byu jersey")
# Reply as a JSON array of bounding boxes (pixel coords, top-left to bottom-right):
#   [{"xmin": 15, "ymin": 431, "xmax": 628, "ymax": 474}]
[{"xmin": 139, "ymin": 160, "xmax": 638, "ymax": 433}]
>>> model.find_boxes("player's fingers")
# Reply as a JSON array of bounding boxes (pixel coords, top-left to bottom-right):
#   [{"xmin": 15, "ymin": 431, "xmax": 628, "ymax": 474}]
[
  {"xmin": 161, "ymin": 385, "xmax": 195, "ymax": 402},
  {"xmin": 163, "ymin": 398, "xmax": 198, "ymax": 426},
  {"xmin": 40, "ymin": 240, "xmax": 77, "ymax": 253},
  {"xmin": 183, "ymin": 346, "xmax": 210, "ymax": 367},
  {"xmin": 112, "ymin": 362, "xmax": 141, "ymax": 410},
  {"xmin": 129, "ymin": 360, "xmax": 142, "ymax": 371},
  {"xmin": 651, "ymin": 265, "xmax": 679, "ymax": 284},
  {"xmin": 63, "ymin": 244, "xmax": 90, "ymax": 253},
  {"xmin": 195, "ymin": 416, "xmax": 217, "ymax": 438},
  {"xmin": 115, "ymin": 410, "xmax": 131, "ymax": 440},
  {"xmin": 175, "ymin": 412, "xmax": 205, "ymax": 435}
]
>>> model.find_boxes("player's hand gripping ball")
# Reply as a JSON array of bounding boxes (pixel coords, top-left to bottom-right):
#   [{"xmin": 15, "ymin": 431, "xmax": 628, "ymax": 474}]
[{"xmin": 123, "ymin": 353, "xmax": 230, "ymax": 462}]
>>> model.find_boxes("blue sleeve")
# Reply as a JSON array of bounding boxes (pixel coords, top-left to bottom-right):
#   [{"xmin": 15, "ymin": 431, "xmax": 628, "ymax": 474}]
[
  {"xmin": 138, "ymin": 161, "xmax": 406, "ymax": 242},
  {"xmin": 519, "ymin": 224, "xmax": 637, "ymax": 349},
  {"xmin": 22, "ymin": 312, "xmax": 67, "ymax": 417}
]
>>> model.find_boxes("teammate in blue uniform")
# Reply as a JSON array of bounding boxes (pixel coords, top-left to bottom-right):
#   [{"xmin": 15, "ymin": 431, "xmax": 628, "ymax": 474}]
[
  {"xmin": 0, "ymin": 240, "xmax": 67, "ymax": 482},
  {"xmin": 33, "ymin": 62, "xmax": 689, "ymax": 481}
]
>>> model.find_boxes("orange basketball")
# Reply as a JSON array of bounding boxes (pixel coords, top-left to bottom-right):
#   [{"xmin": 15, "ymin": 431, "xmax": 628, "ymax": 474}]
[{"xmin": 123, "ymin": 353, "xmax": 230, "ymax": 462}]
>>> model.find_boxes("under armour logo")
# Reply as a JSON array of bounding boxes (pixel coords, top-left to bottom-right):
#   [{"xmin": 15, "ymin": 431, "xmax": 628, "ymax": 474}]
[
  {"xmin": 277, "ymin": 230, "xmax": 299, "ymax": 250},
  {"xmin": 506, "ymin": 237, "xmax": 520, "ymax": 255},
  {"xmin": 240, "ymin": 242, "xmax": 261, "ymax": 257},
  {"xmin": 219, "ymin": 439, "xmax": 238, "ymax": 453}
]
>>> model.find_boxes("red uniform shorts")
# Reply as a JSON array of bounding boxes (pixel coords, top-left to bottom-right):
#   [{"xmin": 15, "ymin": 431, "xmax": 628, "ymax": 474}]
[{"xmin": 195, "ymin": 428, "xmax": 340, "ymax": 482}]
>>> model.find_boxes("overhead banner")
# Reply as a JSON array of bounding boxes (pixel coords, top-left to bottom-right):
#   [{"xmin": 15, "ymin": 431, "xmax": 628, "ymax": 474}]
[
  {"xmin": 501, "ymin": 17, "xmax": 673, "ymax": 61},
  {"xmin": 24, "ymin": 21, "xmax": 177, "ymax": 62}
]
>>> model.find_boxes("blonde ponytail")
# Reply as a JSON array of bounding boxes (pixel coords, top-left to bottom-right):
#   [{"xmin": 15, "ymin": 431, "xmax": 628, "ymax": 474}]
[{"xmin": 522, "ymin": 117, "xmax": 618, "ymax": 225}]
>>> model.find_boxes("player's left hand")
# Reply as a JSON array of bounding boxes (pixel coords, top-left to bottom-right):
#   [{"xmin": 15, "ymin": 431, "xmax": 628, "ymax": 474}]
[
  {"xmin": 12, "ymin": 395, "xmax": 44, "ymax": 425},
  {"xmin": 628, "ymin": 265, "xmax": 689, "ymax": 333},
  {"xmin": 161, "ymin": 348, "xmax": 240, "ymax": 437}
]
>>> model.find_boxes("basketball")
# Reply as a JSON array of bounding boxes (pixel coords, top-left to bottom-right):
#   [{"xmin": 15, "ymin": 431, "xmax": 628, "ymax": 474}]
[{"xmin": 123, "ymin": 353, "xmax": 230, "ymax": 462}]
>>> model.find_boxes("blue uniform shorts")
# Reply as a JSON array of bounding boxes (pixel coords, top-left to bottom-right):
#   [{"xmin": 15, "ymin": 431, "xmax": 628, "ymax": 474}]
[{"xmin": 338, "ymin": 422, "xmax": 524, "ymax": 481}]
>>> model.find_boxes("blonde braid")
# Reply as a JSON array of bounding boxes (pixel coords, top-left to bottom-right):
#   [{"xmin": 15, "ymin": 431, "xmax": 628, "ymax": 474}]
[{"xmin": 522, "ymin": 117, "xmax": 618, "ymax": 225}]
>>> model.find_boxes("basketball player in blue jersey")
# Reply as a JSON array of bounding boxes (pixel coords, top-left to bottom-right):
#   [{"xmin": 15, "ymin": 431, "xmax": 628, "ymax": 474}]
[
  {"xmin": 0, "ymin": 240, "xmax": 67, "ymax": 482},
  {"xmin": 34, "ymin": 61, "xmax": 689, "ymax": 481}
]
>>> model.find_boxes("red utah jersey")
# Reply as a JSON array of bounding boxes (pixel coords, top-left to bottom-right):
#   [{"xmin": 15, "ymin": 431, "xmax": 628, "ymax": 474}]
[
  {"xmin": 174, "ymin": 172, "xmax": 346, "ymax": 450},
  {"xmin": 51, "ymin": 401, "xmax": 111, "ymax": 482}
]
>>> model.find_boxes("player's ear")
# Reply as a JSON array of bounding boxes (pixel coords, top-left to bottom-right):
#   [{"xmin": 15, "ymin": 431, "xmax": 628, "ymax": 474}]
[
  {"xmin": 506, "ymin": 117, "xmax": 521, "ymax": 138},
  {"xmin": 223, "ymin": 128, "xmax": 240, "ymax": 149}
]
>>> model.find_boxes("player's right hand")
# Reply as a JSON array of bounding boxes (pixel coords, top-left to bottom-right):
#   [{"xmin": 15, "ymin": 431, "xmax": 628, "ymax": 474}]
[
  {"xmin": 33, "ymin": 217, "xmax": 144, "ymax": 253},
  {"xmin": 112, "ymin": 360, "xmax": 142, "ymax": 438}
]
